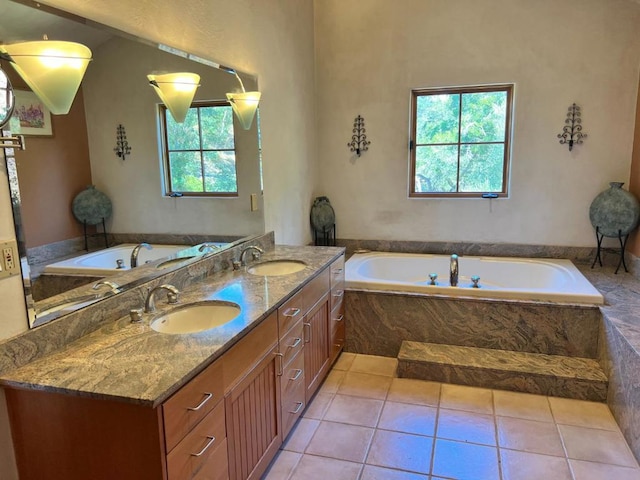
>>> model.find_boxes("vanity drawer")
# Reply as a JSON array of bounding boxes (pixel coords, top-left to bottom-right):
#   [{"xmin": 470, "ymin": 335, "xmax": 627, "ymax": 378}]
[
  {"xmin": 281, "ymin": 349, "xmax": 305, "ymax": 401},
  {"xmin": 330, "ymin": 300, "xmax": 345, "ymax": 336},
  {"xmin": 163, "ymin": 358, "xmax": 224, "ymax": 452},
  {"xmin": 330, "ymin": 255, "xmax": 345, "ymax": 289},
  {"xmin": 278, "ymin": 289, "xmax": 305, "ymax": 335},
  {"xmin": 330, "ymin": 319, "xmax": 346, "ymax": 366},
  {"xmin": 280, "ymin": 320, "xmax": 304, "ymax": 367},
  {"xmin": 167, "ymin": 401, "xmax": 227, "ymax": 480},
  {"xmin": 305, "ymin": 267, "xmax": 331, "ymax": 312},
  {"xmin": 330, "ymin": 285, "xmax": 345, "ymax": 313}
]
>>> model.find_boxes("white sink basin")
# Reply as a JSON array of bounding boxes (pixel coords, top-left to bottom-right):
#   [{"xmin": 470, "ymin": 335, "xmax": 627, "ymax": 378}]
[
  {"xmin": 150, "ymin": 302, "xmax": 241, "ymax": 334},
  {"xmin": 247, "ymin": 260, "xmax": 307, "ymax": 276}
]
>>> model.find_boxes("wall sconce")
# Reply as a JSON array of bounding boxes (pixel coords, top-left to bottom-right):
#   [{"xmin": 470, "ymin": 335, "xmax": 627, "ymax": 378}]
[
  {"xmin": 222, "ymin": 67, "xmax": 261, "ymax": 130},
  {"xmin": 0, "ymin": 38, "xmax": 92, "ymax": 115},
  {"xmin": 147, "ymin": 72, "xmax": 200, "ymax": 123},
  {"xmin": 347, "ymin": 115, "xmax": 370, "ymax": 157},
  {"xmin": 557, "ymin": 103, "xmax": 587, "ymax": 151},
  {"xmin": 113, "ymin": 124, "xmax": 131, "ymax": 160}
]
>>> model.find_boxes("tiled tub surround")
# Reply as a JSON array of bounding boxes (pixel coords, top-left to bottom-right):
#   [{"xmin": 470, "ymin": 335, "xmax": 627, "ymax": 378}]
[{"xmin": 0, "ymin": 241, "xmax": 345, "ymax": 405}]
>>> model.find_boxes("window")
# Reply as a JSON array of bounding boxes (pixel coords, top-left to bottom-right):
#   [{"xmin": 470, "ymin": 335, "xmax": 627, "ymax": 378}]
[
  {"xmin": 160, "ymin": 100, "xmax": 237, "ymax": 197},
  {"xmin": 410, "ymin": 84, "xmax": 513, "ymax": 198}
]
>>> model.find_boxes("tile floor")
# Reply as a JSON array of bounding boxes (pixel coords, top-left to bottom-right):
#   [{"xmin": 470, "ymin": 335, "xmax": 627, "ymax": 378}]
[{"xmin": 262, "ymin": 353, "xmax": 640, "ymax": 480}]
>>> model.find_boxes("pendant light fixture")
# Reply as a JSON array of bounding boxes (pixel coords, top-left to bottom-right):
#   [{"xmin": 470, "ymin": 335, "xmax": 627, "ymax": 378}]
[
  {"xmin": 147, "ymin": 72, "xmax": 200, "ymax": 123},
  {"xmin": 224, "ymin": 69, "xmax": 261, "ymax": 130},
  {"xmin": 0, "ymin": 37, "xmax": 92, "ymax": 115}
]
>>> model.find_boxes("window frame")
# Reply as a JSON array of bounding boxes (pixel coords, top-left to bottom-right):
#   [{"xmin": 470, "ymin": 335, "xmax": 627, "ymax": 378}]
[
  {"xmin": 409, "ymin": 84, "xmax": 514, "ymax": 199},
  {"xmin": 159, "ymin": 99, "xmax": 238, "ymax": 198}
]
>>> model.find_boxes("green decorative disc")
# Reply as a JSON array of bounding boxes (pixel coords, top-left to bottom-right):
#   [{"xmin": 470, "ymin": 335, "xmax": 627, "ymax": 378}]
[
  {"xmin": 589, "ymin": 182, "xmax": 640, "ymax": 237},
  {"xmin": 72, "ymin": 185, "xmax": 112, "ymax": 225}
]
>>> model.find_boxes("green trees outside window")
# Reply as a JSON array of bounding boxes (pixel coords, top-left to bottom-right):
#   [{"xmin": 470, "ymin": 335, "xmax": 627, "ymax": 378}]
[
  {"xmin": 161, "ymin": 101, "xmax": 238, "ymax": 196},
  {"xmin": 410, "ymin": 85, "xmax": 513, "ymax": 197}
]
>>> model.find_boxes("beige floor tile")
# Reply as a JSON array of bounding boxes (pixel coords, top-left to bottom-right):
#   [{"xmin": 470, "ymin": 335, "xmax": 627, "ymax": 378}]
[
  {"xmin": 500, "ymin": 450, "xmax": 572, "ymax": 480},
  {"xmin": 493, "ymin": 390, "xmax": 554, "ymax": 422},
  {"xmin": 318, "ymin": 369, "xmax": 346, "ymax": 395},
  {"xmin": 323, "ymin": 394, "xmax": 384, "ymax": 427},
  {"xmin": 337, "ymin": 371, "xmax": 392, "ymax": 400},
  {"xmin": 365, "ymin": 429, "xmax": 433, "ymax": 474},
  {"xmin": 282, "ymin": 418, "xmax": 320, "ymax": 453},
  {"xmin": 332, "ymin": 352, "xmax": 356, "ymax": 371},
  {"xmin": 288, "ymin": 454, "xmax": 362, "ymax": 480},
  {"xmin": 349, "ymin": 354, "xmax": 398, "ymax": 377},
  {"xmin": 497, "ymin": 416, "xmax": 565, "ymax": 456},
  {"xmin": 432, "ymin": 439, "xmax": 500, "ymax": 480},
  {"xmin": 559, "ymin": 424, "xmax": 639, "ymax": 468},
  {"xmin": 387, "ymin": 378, "xmax": 441, "ymax": 406},
  {"xmin": 305, "ymin": 421, "xmax": 374, "ymax": 463},
  {"xmin": 377, "ymin": 401, "xmax": 437, "ymax": 436},
  {"xmin": 436, "ymin": 408, "xmax": 497, "ymax": 446},
  {"xmin": 569, "ymin": 459, "xmax": 640, "ymax": 480},
  {"xmin": 440, "ymin": 383, "xmax": 494, "ymax": 414},
  {"xmin": 360, "ymin": 464, "xmax": 429, "ymax": 480},
  {"xmin": 263, "ymin": 450, "xmax": 302, "ymax": 480},
  {"xmin": 549, "ymin": 397, "xmax": 619, "ymax": 430},
  {"xmin": 302, "ymin": 392, "xmax": 333, "ymax": 420}
]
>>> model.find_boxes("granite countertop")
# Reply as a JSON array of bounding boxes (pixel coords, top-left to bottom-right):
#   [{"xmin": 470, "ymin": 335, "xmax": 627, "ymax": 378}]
[{"xmin": 0, "ymin": 245, "xmax": 344, "ymax": 408}]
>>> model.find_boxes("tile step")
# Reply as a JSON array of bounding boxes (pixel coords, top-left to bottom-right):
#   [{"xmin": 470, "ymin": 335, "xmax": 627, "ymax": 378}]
[{"xmin": 397, "ymin": 341, "xmax": 608, "ymax": 401}]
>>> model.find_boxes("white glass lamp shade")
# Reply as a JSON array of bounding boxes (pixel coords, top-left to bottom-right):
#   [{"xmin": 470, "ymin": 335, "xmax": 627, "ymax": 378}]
[
  {"xmin": 1, "ymin": 41, "xmax": 92, "ymax": 115},
  {"xmin": 148, "ymin": 73, "xmax": 200, "ymax": 123},
  {"xmin": 226, "ymin": 91, "xmax": 261, "ymax": 130}
]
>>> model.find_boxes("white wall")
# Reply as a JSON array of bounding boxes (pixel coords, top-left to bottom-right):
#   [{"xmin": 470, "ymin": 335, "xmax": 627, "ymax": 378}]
[
  {"xmin": 314, "ymin": 0, "xmax": 640, "ymax": 246},
  {"xmin": 82, "ymin": 37, "xmax": 264, "ymax": 236}
]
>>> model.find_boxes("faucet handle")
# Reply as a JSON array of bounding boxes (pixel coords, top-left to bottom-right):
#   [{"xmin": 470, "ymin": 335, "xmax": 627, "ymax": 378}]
[
  {"xmin": 471, "ymin": 275, "xmax": 480, "ymax": 288},
  {"xmin": 428, "ymin": 273, "xmax": 438, "ymax": 285},
  {"xmin": 167, "ymin": 292, "xmax": 179, "ymax": 304},
  {"xmin": 129, "ymin": 308, "xmax": 143, "ymax": 323}
]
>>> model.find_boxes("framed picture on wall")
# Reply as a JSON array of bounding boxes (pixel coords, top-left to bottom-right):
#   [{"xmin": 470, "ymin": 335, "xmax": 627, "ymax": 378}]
[{"xmin": 9, "ymin": 90, "xmax": 53, "ymax": 136}]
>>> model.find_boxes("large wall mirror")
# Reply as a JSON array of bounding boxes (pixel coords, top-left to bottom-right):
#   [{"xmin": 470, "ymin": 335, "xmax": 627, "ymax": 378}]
[{"xmin": 0, "ymin": 0, "xmax": 265, "ymax": 327}]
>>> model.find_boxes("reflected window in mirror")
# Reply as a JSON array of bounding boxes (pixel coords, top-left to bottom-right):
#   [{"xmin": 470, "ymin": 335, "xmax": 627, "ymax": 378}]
[{"xmin": 160, "ymin": 100, "xmax": 238, "ymax": 197}]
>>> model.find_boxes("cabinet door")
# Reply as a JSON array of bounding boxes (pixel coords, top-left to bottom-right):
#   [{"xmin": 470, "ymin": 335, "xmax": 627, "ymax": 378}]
[
  {"xmin": 304, "ymin": 292, "xmax": 330, "ymax": 403},
  {"xmin": 225, "ymin": 344, "xmax": 281, "ymax": 480}
]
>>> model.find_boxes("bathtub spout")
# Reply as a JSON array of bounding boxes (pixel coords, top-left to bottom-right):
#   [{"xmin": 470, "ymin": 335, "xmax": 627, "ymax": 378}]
[
  {"xmin": 450, "ymin": 254, "xmax": 459, "ymax": 287},
  {"xmin": 131, "ymin": 243, "xmax": 152, "ymax": 268}
]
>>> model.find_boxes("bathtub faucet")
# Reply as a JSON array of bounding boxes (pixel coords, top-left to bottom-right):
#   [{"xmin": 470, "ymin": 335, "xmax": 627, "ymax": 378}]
[
  {"xmin": 131, "ymin": 243, "xmax": 152, "ymax": 268},
  {"xmin": 450, "ymin": 254, "xmax": 459, "ymax": 287}
]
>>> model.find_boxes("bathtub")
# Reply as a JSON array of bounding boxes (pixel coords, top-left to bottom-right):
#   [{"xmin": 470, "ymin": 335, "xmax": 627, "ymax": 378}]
[
  {"xmin": 345, "ymin": 252, "xmax": 604, "ymax": 305},
  {"xmin": 43, "ymin": 244, "xmax": 193, "ymax": 276}
]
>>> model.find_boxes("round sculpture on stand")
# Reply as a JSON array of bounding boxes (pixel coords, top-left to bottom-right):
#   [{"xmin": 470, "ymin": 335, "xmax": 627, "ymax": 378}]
[
  {"xmin": 72, "ymin": 185, "xmax": 113, "ymax": 250},
  {"xmin": 589, "ymin": 182, "xmax": 640, "ymax": 273},
  {"xmin": 310, "ymin": 196, "xmax": 336, "ymax": 246}
]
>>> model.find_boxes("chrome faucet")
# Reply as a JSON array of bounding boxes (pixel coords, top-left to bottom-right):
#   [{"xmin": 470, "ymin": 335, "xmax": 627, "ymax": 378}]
[
  {"xmin": 239, "ymin": 245, "xmax": 264, "ymax": 266},
  {"xmin": 198, "ymin": 243, "xmax": 220, "ymax": 253},
  {"xmin": 144, "ymin": 284, "xmax": 180, "ymax": 313},
  {"xmin": 92, "ymin": 280, "xmax": 120, "ymax": 294},
  {"xmin": 450, "ymin": 254, "xmax": 459, "ymax": 287},
  {"xmin": 131, "ymin": 242, "xmax": 152, "ymax": 268}
]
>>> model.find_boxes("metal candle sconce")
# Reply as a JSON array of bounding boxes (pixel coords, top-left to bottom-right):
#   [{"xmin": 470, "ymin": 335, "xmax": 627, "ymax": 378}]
[
  {"xmin": 557, "ymin": 103, "xmax": 587, "ymax": 151},
  {"xmin": 114, "ymin": 124, "xmax": 131, "ymax": 160},
  {"xmin": 347, "ymin": 115, "xmax": 370, "ymax": 157}
]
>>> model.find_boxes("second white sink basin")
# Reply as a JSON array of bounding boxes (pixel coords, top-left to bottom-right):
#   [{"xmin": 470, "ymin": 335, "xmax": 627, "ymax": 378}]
[
  {"xmin": 247, "ymin": 260, "xmax": 307, "ymax": 276},
  {"xmin": 150, "ymin": 301, "xmax": 241, "ymax": 334}
]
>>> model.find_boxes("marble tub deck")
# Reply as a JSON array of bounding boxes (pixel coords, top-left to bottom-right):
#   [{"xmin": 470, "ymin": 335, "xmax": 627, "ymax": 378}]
[{"xmin": 344, "ymin": 258, "xmax": 640, "ymax": 464}]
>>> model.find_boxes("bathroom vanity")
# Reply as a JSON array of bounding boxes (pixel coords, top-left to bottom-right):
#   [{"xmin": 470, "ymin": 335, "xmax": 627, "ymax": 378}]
[{"xmin": 0, "ymin": 244, "xmax": 345, "ymax": 480}]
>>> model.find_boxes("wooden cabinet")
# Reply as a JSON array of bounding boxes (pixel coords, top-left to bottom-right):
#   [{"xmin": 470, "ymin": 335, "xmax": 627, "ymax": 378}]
[{"xmin": 304, "ymin": 291, "xmax": 330, "ymax": 402}]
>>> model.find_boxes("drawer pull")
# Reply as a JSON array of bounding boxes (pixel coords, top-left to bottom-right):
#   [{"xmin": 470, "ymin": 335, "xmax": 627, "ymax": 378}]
[
  {"xmin": 289, "ymin": 369, "xmax": 303, "ymax": 381},
  {"xmin": 289, "ymin": 337, "xmax": 302, "ymax": 349},
  {"xmin": 284, "ymin": 307, "xmax": 301, "ymax": 318},
  {"xmin": 290, "ymin": 402, "xmax": 304, "ymax": 414},
  {"xmin": 303, "ymin": 322, "xmax": 311, "ymax": 343},
  {"xmin": 275, "ymin": 352, "xmax": 284, "ymax": 376},
  {"xmin": 187, "ymin": 392, "xmax": 213, "ymax": 411},
  {"xmin": 191, "ymin": 436, "xmax": 216, "ymax": 457},
  {"xmin": 334, "ymin": 314, "xmax": 344, "ymax": 323},
  {"xmin": 333, "ymin": 268, "xmax": 343, "ymax": 274},
  {"xmin": 333, "ymin": 290, "xmax": 344, "ymax": 299}
]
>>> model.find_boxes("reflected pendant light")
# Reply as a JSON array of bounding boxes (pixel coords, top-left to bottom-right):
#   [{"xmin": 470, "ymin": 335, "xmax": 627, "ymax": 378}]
[
  {"xmin": 147, "ymin": 72, "xmax": 200, "ymax": 123},
  {"xmin": 0, "ymin": 40, "xmax": 92, "ymax": 115},
  {"xmin": 226, "ymin": 91, "xmax": 261, "ymax": 130}
]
